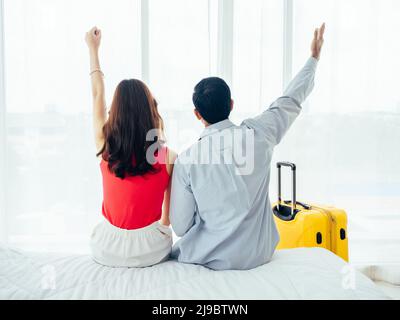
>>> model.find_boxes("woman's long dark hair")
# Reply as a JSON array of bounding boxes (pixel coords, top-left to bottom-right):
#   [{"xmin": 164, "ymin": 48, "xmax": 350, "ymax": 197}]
[{"xmin": 97, "ymin": 79, "xmax": 164, "ymax": 179}]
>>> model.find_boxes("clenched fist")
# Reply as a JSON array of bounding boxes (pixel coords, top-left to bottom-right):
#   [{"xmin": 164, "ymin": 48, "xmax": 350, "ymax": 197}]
[{"xmin": 85, "ymin": 26, "xmax": 102, "ymax": 52}]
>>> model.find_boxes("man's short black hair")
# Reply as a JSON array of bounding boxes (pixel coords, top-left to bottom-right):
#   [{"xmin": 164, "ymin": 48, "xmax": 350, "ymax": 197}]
[{"xmin": 192, "ymin": 77, "xmax": 232, "ymax": 124}]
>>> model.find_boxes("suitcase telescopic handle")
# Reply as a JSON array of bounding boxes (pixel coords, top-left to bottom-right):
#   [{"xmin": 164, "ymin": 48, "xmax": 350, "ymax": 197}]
[{"xmin": 277, "ymin": 162, "xmax": 297, "ymax": 216}]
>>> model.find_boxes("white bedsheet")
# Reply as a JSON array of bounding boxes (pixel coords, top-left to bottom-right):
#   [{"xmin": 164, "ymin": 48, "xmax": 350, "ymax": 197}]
[{"xmin": 0, "ymin": 245, "xmax": 387, "ymax": 300}]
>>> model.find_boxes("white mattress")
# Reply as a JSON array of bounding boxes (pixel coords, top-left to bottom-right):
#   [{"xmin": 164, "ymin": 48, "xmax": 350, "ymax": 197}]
[{"xmin": 0, "ymin": 245, "xmax": 387, "ymax": 300}]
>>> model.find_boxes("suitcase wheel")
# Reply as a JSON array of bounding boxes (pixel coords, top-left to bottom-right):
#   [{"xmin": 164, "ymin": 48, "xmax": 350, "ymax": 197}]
[{"xmin": 316, "ymin": 232, "xmax": 323, "ymax": 245}]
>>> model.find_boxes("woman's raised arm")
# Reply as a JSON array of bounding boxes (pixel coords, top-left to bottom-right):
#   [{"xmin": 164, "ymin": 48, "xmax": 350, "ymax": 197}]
[{"xmin": 85, "ymin": 26, "xmax": 107, "ymax": 153}]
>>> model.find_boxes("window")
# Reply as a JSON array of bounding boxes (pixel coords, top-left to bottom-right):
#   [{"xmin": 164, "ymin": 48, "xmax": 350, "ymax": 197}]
[
  {"xmin": 3, "ymin": 0, "xmax": 142, "ymax": 252},
  {"xmin": 147, "ymin": 0, "xmax": 213, "ymax": 152},
  {"xmin": 1, "ymin": 0, "xmax": 399, "ymax": 263},
  {"xmin": 232, "ymin": 0, "xmax": 284, "ymax": 123}
]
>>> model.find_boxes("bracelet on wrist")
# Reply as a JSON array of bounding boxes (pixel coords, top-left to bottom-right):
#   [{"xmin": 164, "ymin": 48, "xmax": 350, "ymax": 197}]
[{"xmin": 90, "ymin": 69, "xmax": 104, "ymax": 77}]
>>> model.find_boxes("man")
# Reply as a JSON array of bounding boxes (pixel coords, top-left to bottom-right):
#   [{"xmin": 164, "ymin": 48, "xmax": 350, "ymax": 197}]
[{"xmin": 169, "ymin": 24, "xmax": 326, "ymax": 270}]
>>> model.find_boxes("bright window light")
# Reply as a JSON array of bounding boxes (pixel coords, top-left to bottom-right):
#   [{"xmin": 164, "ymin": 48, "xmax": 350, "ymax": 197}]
[{"xmin": 1, "ymin": 0, "xmax": 399, "ymax": 263}]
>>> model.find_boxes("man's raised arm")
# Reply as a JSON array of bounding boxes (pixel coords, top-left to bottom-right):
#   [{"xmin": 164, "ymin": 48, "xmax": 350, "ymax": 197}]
[{"xmin": 243, "ymin": 23, "xmax": 325, "ymax": 146}]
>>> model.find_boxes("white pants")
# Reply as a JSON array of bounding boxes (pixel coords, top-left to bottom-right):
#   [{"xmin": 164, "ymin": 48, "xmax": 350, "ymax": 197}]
[{"xmin": 90, "ymin": 219, "xmax": 172, "ymax": 268}]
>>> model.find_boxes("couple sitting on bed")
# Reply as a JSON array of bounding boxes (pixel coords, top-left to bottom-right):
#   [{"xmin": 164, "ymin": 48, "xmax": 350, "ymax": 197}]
[{"xmin": 85, "ymin": 23, "xmax": 325, "ymax": 271}]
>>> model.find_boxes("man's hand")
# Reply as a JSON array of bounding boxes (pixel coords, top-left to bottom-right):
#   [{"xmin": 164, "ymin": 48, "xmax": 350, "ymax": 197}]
[
  {"xmin": 85, "ymin": 26, "xmax": 102, "ymax": 52},
  {"xmin": 311, "ymin": 23, "xmax": 325, "ymax": 60}
]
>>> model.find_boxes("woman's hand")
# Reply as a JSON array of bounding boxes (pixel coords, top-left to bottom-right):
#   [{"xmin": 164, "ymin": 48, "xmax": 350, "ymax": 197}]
[
  {"xmin": 85, "ymin": 26, "xmax": 102, "ymax": 52},
  {"xmin": 311, "ymin": 23, "xmax": 325, "ymax": 60}
]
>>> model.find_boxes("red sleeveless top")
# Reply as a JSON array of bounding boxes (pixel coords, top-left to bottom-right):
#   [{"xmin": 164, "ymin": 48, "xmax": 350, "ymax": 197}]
[{"xmin": 100, "ymin": 146, "xmax": 170, "ymax": 230}]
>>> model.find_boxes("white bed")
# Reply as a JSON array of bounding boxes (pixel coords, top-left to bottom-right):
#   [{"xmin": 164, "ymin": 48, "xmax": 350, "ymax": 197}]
[{"xmin": 0, "ymin": 245, "xmax": 387, "ymax": 300}]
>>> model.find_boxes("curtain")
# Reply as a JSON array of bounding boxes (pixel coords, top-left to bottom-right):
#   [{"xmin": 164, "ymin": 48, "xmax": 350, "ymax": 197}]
[{"xmin": 1, "ymin": 0, "xmax": 399, "ymax": 264}]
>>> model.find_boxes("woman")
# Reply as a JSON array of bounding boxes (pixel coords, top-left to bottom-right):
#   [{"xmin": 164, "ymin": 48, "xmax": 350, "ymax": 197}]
[{"xmin": 85, "ymin": 26, "xmax": 176, "ymax": 268}]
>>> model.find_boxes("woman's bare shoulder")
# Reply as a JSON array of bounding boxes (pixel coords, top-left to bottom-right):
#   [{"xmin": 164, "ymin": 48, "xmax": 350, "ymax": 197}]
[{"xmin": 166, "ymin": 148, "xmax": 178, "ymax": 176}]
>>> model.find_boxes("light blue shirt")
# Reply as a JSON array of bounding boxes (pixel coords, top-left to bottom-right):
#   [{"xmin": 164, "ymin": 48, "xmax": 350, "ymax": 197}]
[{"xmin": 170, "ymin": 57, "xmax": 318, "ymax": 270}]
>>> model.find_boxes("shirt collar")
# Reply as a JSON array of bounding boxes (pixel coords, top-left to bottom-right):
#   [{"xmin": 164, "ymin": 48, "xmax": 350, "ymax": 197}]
[{"xmin": 199, "ymin": 119, "xmax": 236, "ymax": 140}]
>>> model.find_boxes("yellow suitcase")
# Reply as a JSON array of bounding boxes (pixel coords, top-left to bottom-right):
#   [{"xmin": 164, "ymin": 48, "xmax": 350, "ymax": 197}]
[{"xmin": 272, "ymin": 162, "xmax": 349, "ymax": 262}]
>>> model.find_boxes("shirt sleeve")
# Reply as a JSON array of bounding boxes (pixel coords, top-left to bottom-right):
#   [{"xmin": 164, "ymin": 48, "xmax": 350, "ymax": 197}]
[
  {"xmin": 169, "ymin": 156, "xmax": 196, "ymax": 237},
  {"xmin": 242, "ymin": 57, "xmax": 318, "ymax": 146}
]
